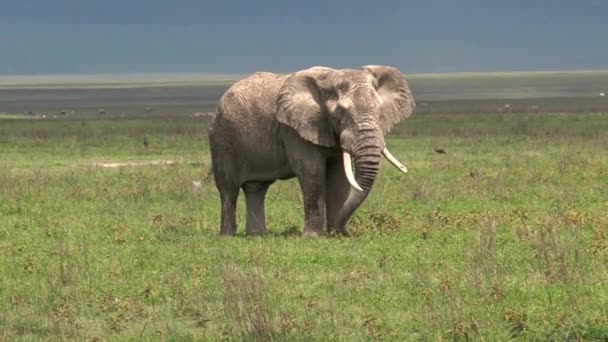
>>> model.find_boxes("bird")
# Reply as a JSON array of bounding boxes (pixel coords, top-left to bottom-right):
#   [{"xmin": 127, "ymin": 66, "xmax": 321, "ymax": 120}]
[
  {"xmin": 433, "ymin": 148, "xmax": 446, "ymax": 154},
  {"xmin": 143, "ymin": 138, "xmax": 149, "ymax": 149}
]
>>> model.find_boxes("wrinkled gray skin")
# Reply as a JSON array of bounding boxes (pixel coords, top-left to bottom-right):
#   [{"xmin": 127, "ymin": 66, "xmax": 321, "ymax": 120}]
[{"xmin": 209, "ymin": 65, "xmax": 415, "ymax": 236}]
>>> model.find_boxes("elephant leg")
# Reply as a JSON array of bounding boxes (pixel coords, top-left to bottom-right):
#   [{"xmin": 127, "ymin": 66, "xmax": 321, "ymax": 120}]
[
  {"xmin": 300, "ymin": 180, "xmax": 326, "ymax": 236},
  {"xmin": 242, "ymin": 181, "xmax": 272, "ymax": 236},
  {"xmin": 325, "ymin": 157, "xmax": 351, "ymax": 235},
  {"xmin": 294, "ymin": 165, "xmax": 326, "ymax": 237},
  {"xmin": 219, "ymin": 186, "xmax": 239, "ymax": 236},
  {"xmin": 282, "ymin": 128, "xmax": 326, "ymax": 236}
]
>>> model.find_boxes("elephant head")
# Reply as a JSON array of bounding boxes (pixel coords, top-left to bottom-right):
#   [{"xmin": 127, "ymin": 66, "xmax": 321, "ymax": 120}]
[{"xmin": 276, "ymin": 65, "xmax": 415, "ymax": 232}]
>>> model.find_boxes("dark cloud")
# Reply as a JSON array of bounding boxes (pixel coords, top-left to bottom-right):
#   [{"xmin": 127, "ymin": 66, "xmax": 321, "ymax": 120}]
[{"xmin": 1, "ymin": 0, "xmax": 607, "ymax": 74}]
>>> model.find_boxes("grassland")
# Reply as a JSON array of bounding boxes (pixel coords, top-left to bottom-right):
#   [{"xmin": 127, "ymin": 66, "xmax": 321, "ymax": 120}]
[
  {"xmin": 2, "ymin": 114, "xmax": 608, "ymax": 341},
  {"xmin": 1, "ymin": 71, "xmax": 608, "ymax": 340},
  {"xmin": 2, "ymin": 70, "xmax": 608, "ymax": 117}
]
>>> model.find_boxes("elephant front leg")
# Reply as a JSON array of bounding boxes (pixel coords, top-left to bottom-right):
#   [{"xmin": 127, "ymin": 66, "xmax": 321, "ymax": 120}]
[
  {"xmin": 291, "ymin": 157, "xmax": 326, "ymax": 236},
  {"xmin": 282, "ymin": 128, "xmax": 327, "ymax": 236},
  {"xmin": 299, "ymin": 177, "xmax": 326, "ymax": 237},
  {"xmin": 326, "ymin": 158, "xmax": 351, "ymax": 235}
]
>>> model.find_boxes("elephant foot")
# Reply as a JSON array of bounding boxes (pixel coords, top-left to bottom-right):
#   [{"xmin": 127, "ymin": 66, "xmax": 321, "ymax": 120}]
[
  {"xmin": 337, "ymin": 229, "xmax": 351, "ymax": 237},
  {"xmin": 328, "ymin": 229, "xmax": 350, "ymax": 237},
  {"xmin": 219, "ymin": 230, "xmax": 237, "ymax": 237},
  {"xmin": 326, "ymin": 225, "xmax": 350, "ymax": 237}
]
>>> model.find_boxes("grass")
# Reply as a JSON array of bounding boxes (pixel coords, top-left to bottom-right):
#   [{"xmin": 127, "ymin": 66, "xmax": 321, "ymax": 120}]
[{"xmin": 1, "ymin": 109, "xmax": 608, "ymax": 340}]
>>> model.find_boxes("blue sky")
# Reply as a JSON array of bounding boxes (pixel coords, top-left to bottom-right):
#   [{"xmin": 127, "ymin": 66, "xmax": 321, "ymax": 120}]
[{"xmin": 1, "ymin": 0, "xmax": 607, "ymax": 74}]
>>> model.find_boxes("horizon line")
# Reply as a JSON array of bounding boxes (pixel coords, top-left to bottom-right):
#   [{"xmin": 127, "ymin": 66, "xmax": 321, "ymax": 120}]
[
  {"xmin": 2, "ymin": 68, "xmax": 608, "ymax": 90},
  {"xmin": 2, "ymin": 67, "xmax": 608, "ymax": 78}
]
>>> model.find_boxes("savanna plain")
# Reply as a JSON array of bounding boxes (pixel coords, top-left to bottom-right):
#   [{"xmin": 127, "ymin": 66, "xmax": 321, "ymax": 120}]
[{"xmin": 1, "ymin": 72, "xmax": 608, "ymax": 341}]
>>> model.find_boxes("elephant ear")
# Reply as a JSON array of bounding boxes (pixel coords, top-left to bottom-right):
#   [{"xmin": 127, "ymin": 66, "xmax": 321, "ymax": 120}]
[
  {"xmin": 363, "ymin": 65, "xmax": 416, "ymax": 135},
  {"xmin": 276, "ymin": 66, "xmax": 336, "ymax": 147}
]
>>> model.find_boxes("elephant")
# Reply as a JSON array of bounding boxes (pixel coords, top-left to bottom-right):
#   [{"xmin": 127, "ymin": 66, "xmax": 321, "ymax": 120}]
[{"xmin": 208, "ymin": 65, "xmax": 415, "ymax": 236}]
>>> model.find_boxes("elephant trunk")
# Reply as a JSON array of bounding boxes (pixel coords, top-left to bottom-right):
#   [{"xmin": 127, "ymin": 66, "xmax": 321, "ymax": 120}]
[{"xmin": 335, "ymin": 123, "xmax": 383, "ymax": 233}]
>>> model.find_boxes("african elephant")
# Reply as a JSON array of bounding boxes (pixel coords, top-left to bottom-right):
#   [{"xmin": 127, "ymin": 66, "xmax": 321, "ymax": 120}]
[{"xmin": 209, "ymin": 65, "xmax": 415, "ymax": 236}]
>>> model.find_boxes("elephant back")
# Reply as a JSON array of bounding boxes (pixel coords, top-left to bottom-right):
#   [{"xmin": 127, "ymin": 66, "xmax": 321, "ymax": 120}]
[{"xmin": 216, "ymin": 72, "xmax": 287, "ymax": 123}]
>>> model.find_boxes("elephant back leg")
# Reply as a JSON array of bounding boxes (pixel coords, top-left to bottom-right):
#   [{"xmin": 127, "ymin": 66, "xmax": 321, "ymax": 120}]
[
  {"xmin": 325, "ymin": 156, "xmax": 351, "ymax": 235},
  {"xmin": 217, "ymin": 185, "xmax": 239, "ymax": 236},
  {"xmin": 209, "ymin": 114, "xmax": 240, "ymax": 235},
  {"xmin": 210, "ymin": 129, "xmax": 241, "ymax": 236},
  {"xmin": 212, "ymin": 169, "xmax": 240, "ymax": 236},
  {"xmin": 242, "ymin": 181, "xmax": 273, "ymax": 236},
  {"xmin": 211, "ymin": 164, "xmax": 240, "ymax": 236}
]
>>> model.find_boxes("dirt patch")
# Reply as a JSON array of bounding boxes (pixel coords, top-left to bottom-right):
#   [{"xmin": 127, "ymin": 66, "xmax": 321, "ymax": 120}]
[{"xmin": 89, "ymin": 160, "xmax": 178, "ymax": 168}]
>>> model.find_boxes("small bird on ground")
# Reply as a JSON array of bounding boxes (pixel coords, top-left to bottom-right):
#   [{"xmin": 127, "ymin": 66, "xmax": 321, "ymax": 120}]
[
  {"xmin": 143, "ymin": 138, "xmax": 149, "ymax": 149},
  {"xmin": 433, "ymin": 148, "xmax": 446, "ymax": 154}
]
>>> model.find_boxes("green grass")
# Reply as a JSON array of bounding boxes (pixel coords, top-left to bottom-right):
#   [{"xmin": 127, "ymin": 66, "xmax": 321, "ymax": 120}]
[{"xmin": 1, "ymin": 112, "xmax": 608, "ymax": 340}]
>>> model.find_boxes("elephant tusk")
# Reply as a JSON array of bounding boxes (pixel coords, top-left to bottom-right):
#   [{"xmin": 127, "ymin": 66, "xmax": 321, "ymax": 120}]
[
  {"xmin": 382, "ymin": 148, "xmax": 408, "ymax": 174},
  {"xmin": 343, "ymin": 151, "xmax": 363, "ymax": 192}
]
